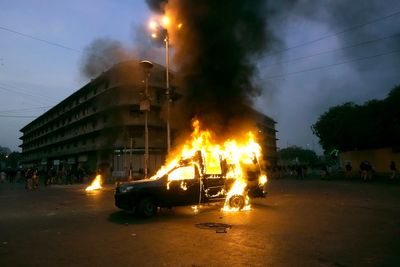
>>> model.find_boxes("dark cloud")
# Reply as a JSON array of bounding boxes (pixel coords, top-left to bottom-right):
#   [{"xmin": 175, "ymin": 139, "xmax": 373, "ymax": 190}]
[{"xmin": 258, "ymin": 0, "xmax": 400, "ymax": 152}]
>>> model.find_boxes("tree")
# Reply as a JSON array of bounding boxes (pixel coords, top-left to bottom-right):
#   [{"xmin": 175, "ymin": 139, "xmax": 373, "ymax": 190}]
[
  {"xmin": 6, "ymin": 152, "xmax": 22, "ymax": 169},
  {"xmin": 0, "ymin": 151, "xmax": 21, "ymax": 169},
  {"xmin": 312, "ymin": 85, "xmax": 400, "ymax": 152},
  {"xmin": 278, "ymin": 146, "xmax": 318, "ymax": 165}
]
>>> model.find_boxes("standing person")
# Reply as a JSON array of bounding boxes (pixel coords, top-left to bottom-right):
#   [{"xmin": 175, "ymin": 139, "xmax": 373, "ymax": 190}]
[
  {"xmin": 321, "ymin": 165, "xmax": 329, "ymax": 179},
  {"xmin": 65, "ymin": 167, "xmax": 73, "ymax": 185},
  {"xmin": 0, "ymin": 170, "xmax": 6, "ymax": 183},
  {"xmin": 366, "ymin": 161, "xmax": 373, "ymax": 181},
  {"xmin": 390, "ymin": 161, "xmax": 397, "ymax": 180},
  {"xmin": 25, "ymin": 168, "xmax": 34, "ymax": 190},
  {"xmin": 33, "ymin": 168, "xmax": 39, "ymax": 188},
  {"xmin": 77, "ymin": 167, "xmax": 85, "ymax": 184},
  {"xmin": 345, "ymin": 162, "xmax": 352, "ymax": 178},
  {"xmin": 15, "ymin": 169, "xmax": 21, "ymax": 183},
  {"xmin": 45, "ymin": 167, "xmax": 53, "ymax": 186},
  {"xmin": 360, "ymin": 161, "xmax": 368, "ymax": 181}
]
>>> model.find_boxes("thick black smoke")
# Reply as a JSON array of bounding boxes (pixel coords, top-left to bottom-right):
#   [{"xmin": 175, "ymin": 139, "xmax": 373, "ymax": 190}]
[
  {"xmin": 80, "ymin": 33, "xmax": 165, "ymax": 79},
  {"xmin": 80, "ymin": 38, "xmax": 130, "ymax": 78},
  {"xmin": 145, "ymin": 0, "xmax": 166, "ymax": 13},
  {"xmin": 147, "ymin": 0, "xmax": 280, "ymax": 136}
]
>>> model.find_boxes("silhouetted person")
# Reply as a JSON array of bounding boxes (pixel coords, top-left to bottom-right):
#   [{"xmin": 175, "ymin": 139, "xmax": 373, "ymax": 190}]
[
  {"xmin": 345, "ymin": 162, "xmax": 352, "ymax": 178},
  {"xmin": 390, "ymin": 161, "xmax": 397, "ymax": 180},
  {"xmin": 77, "ymin": 167, "xmax": 85, "ymax": 183},
  {"xmin": 366, "ymin": 161, "xmax": 373, "ymax": 181},
  {"xmin": 45, "ymin": 167, "xmax": 54, "ymax": 186},
  {"xmin": 25, "ymin": 168, "xmax": 34, "ymax": 190},
  {"xmin": 360, "ymin": 161, "xmax": 368, "ymax": 181},
  {"xmin": 321, "ymin": 165, "xmax": 329, "ymax": 179},
  {"xmin": 66, "ymin": 167, "xmax": 73, "ymax": 185}
]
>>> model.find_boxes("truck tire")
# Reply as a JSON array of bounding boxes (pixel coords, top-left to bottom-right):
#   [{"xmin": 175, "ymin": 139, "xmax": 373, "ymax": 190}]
[
  {"xmin": 138, "ymin": 197, "xmax": 156, "ymax": 217},
  {"xmin": 228, "ymin": 195, "xmax": 245, "ymax": 210}
]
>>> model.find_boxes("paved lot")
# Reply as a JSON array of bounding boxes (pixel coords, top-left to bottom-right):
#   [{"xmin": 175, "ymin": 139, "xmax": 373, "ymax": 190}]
[{"xmin": 1, "ymin": 179, "xmax": 399, "ymax": 266}]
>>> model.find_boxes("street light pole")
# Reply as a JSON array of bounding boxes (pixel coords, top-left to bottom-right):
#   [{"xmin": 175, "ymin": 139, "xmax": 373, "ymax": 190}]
[
  {"xmin": 165, "ymin": 34, "xmax": 171, "ymax": 153},
  {"xmin": 140, "ymin": 60, "xmax": 153, "ymax": 179}
]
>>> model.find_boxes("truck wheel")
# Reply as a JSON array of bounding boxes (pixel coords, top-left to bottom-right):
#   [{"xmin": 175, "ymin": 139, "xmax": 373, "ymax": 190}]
[
  {"xmin": 138, "ymin": 197, "xmax": 156, "ymax": 217},
  {"xmin": 229, "ymin": 195, "xmax": 245, "ymax": 210}
]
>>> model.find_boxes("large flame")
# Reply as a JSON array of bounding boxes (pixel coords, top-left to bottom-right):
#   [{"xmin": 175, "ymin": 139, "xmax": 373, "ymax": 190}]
[
  {"xmin": 152, "ymin": 119, "xmax": 267, "ymax": 211},
  {"xmin": 85, "ymin": 175, "xmax": 103, "ymax": 191}
]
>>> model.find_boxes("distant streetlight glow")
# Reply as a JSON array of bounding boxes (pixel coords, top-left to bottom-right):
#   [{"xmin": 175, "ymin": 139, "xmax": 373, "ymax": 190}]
[
  {"xmin": 177, "ymin": 23, "xmax": 182, "ymax": 29},
  {"xmin": 151, "ymin": 33, "xmax": 157, "ymax": 38}
]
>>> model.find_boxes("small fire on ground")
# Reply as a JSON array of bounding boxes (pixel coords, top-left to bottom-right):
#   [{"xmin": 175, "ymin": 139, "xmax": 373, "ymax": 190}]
[{"xmin": 85, "ymin": 175, "xmax": 103, "ymax": 191}]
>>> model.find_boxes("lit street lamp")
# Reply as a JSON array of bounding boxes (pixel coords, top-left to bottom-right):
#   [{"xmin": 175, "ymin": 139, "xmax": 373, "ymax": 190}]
[
  {"xmin": 140, "ymin": 60, "xmax": 153, "ymax": 178},
  {"xmin": 149, "ymin": 16, "xmax": 174, "ymax": 153}
]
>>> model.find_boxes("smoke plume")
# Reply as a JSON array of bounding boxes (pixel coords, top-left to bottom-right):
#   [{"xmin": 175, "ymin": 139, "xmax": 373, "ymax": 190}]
[
  {"xmin": 147, "ymin": 0, "xmax": 279, "ymax": 136},
  {"xmin": 80, "ymin": 38, "xmax": 130, "ymax": 78}
]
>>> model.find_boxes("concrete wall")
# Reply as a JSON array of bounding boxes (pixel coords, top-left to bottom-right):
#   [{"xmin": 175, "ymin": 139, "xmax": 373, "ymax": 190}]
[{"xmin": 340, "ymin": 148, "xmax": 400, "ymax": 172}]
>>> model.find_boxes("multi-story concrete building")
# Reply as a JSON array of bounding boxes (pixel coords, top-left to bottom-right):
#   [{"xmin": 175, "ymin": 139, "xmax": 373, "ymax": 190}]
[
  {"xmin": 251, "ymin": 108, "xmax": 278, "ymax": 166},
  {"xmin": 20, "ymin": 60, "xmax": 170, "ymax": 178},
  {"xmin": 20, "ymin": 60, "xmax": 278, "ymax": 178}
]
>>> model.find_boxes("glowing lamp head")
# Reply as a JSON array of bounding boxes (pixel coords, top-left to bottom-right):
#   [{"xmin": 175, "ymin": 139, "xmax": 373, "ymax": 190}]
[
  {"xmin": 149, "ymin": 21, "xmax": 157, "ymax": 30},
  {"xmin": 161, "ymin": 16, "xmax": 170, "ymax": 27},
  {"xmin": 151, "ymin": 33, "xmax": 157, "ymax": 38}
]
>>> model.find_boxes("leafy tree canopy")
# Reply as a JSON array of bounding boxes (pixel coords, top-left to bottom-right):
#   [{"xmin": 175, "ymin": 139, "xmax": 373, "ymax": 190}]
[
  {"xmin": 312, "ymin": 85, "xmax": 400, "ymax": 152},
  {"xmin": 278, "ymin": 146, "xmax": 318, "ymax": 165}
]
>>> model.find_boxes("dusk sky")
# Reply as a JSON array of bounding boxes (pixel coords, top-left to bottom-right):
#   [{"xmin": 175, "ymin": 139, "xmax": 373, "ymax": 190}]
[{"xmin": 1, "ymin": 0, "xmax": 400, "ymax": 153}]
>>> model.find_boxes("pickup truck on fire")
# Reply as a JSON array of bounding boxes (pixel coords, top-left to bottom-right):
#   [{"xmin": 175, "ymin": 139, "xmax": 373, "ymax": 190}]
[{"xmin": 114, "ymin": 151, "xmax": 267, "ymax": 217}]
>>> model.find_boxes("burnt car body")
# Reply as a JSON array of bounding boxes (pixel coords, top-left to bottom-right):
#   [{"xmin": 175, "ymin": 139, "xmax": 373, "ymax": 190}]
[{"xmin": 115, "ymin": 152, "xmax": 267, "ymax": 216}]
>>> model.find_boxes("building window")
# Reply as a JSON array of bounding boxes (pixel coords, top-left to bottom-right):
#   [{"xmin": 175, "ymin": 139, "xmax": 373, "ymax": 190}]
[
  {"xmin": 156, "ymin": 91, "xmax": 161, "ymax": 104},
  {"xmin": 129, "ymin": 105, "xmax": 141, "ymax": 118}
]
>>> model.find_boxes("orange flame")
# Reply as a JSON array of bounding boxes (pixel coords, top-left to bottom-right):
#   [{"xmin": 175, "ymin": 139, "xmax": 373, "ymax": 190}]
[
  {"xmin": 85, "ymin": 175, "xmax": 102, "ymax": 191},
  {"xmin": 151, "ymin": 119, "xmax": 267, "ymax": 211}
]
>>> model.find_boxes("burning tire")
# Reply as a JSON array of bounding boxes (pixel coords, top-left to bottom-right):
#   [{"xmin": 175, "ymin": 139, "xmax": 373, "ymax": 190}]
[
  {"xmin": 138, "ymin": 197, "xmax": 156, "ymax": 217},
  {"xmin": 228, "ymin": 195, "xmax": 245, "ymax": 210}
]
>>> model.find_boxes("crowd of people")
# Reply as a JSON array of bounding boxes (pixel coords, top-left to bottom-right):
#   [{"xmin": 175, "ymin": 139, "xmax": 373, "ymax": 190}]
[
  {"xmin": 0, "ymin": 166, "xmax": 89, "ymax": 190},
  {"xmin": 0, "ymin": 160, "xmax": 398, "ymax": 187},
  {"xmin": 267, "ymin": 161, "xmax": 398, "ymax": 181}
]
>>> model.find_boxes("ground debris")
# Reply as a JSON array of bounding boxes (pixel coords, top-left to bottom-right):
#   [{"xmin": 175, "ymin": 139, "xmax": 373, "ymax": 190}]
[{"xmin": 195, "ymin": 222, "xmax": 232, "ymax": 233}]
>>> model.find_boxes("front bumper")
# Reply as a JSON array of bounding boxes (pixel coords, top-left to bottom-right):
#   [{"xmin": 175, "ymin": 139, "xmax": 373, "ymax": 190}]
[{"xmin": 114, "ymin": 193, "xmax": 134, "ymax": 210}]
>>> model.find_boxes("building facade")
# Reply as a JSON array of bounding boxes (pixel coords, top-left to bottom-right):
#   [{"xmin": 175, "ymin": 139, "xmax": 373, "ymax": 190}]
[
  {"xmin": 340, "ymin": 147, "xmax": 400, "ymax": 173},
  {"xmin": 20, "ymin": 60, "xmax": 278, "ymax": 179}
]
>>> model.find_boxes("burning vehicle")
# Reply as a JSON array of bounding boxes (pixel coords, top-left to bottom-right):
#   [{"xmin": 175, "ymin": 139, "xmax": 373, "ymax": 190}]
[
  {"xmin": 114, "ymin": 0, "xmax": 274, "ymax": 217},
  {"xmin": 115, "ymin": 120, "xmax": 268, "ymax": 217}
]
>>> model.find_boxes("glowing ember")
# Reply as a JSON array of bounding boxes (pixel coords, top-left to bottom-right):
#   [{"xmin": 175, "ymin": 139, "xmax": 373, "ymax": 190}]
[
  {"xmin": 151, "ymin": 119, "xmax": 267, "ymax": 211},
  {"xmin": 85, "ymin": 175, "xmax": 103, "ymax": 191}
]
